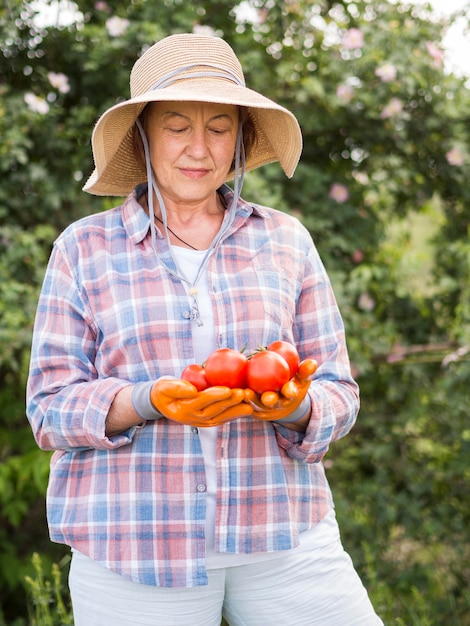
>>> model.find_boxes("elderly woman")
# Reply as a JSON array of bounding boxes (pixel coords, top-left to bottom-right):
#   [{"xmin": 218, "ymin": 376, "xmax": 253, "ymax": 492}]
[{"xmin": 27, "ymin": 33, "xmax": 383, "ymax": 626}]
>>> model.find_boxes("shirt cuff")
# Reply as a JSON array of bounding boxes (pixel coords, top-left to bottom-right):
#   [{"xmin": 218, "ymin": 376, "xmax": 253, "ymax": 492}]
[
  {"xmin": 273, "ymin": 395, "xmax": 311, "ymax": 424},
  {"xmin": 132, "ymin": 381, "xmax": 164, "ymax": 422}
]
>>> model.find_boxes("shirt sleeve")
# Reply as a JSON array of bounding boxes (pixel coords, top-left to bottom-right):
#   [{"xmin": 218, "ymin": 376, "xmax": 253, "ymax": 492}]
[
  {"xmin": 274, "ymin": 241, "xmax": 360, "ymax": 463},
  {"xmin": 26, "ymin": 241, "xmax": 135, "ymax": 452}
]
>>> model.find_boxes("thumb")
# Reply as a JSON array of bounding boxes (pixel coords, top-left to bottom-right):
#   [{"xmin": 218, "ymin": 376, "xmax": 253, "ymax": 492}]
[
  {"xmin": 152, "ymin": 378, "xmax": 199, "ymax": 399},
  {"xmin": 296, "ymin": 359, "xmax": 318, "ymax": 382}
]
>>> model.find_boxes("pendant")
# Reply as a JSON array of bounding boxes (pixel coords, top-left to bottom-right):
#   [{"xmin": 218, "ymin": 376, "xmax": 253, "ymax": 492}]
[{"xmin": 189, "ymin": 295, "xmax": 204, "ymax": 326}]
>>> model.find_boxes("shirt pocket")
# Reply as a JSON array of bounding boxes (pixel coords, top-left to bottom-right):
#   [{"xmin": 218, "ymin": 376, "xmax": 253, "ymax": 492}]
[{"xmin": 230, "ymin": 265, "xmax": 297, "ymax": 343}]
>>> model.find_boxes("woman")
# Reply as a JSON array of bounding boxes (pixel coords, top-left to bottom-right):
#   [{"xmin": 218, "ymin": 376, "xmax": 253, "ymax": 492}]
[{"xmin": 27, "ymin": 33, "xmax": 383, "ymax": 625}]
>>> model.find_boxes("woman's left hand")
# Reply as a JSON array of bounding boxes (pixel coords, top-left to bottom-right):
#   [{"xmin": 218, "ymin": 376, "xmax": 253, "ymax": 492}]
[{"xmin": 244, "ymin": 358, "xmax": 317, "ymax": 423}]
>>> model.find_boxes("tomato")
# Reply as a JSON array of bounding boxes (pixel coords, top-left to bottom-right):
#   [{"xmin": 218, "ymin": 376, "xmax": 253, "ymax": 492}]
[
  {"xmin": 181, "ymin": 363, "xmax": 210, "ymax": 391},
  {"xmin": 246, "ymin": 350, "xmax": 290, "ymax": 394},
  {"xmin": 204, "ymin": 348, "xmax": 248, "ymax": 388},
  {"xmin": 267, "ymin": 340, "xmax": 300, "ymax": 378}
]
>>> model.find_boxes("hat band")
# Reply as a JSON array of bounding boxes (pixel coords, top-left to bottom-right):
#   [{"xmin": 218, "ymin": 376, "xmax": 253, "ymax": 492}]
[{"xmin": 149, "ymin": 63, "xmax": 244, "ymax": 91}]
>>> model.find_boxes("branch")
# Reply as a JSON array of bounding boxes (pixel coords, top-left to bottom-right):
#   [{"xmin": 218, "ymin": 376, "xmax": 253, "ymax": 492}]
[{"xmin": 372, "ymin": 342, "xmax": 469, "ymax": 366}]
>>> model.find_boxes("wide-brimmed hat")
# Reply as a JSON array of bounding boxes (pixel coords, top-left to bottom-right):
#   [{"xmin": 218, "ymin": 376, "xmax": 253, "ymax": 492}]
[{"xmin": 83, "ymin": 33, "xmax": 303, "ymax": 196}]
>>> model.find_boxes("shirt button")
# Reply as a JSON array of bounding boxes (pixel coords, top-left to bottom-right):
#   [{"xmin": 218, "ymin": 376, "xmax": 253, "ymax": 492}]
[{"xmin": 196, "ymin": 484, "xmax": 206, "ymax": 493}]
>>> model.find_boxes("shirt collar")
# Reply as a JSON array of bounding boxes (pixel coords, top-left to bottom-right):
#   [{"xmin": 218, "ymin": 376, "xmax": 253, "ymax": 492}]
[
  {"xmin": 121, "ymin": 183, "xmax": 268, "ymax": 247},
  {"xmin": 121, "ymin": 185, "xmax": 155, "ymax": 245},
  {"xmin": 218, "ymin": 183, "xmax": 269, "ymax": 219}
]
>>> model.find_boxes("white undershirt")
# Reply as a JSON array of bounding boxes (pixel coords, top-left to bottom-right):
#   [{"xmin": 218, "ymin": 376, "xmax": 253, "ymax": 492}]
[{"xmin": 171, "ymin": 246, "xmax": 339, "ymax": 568}]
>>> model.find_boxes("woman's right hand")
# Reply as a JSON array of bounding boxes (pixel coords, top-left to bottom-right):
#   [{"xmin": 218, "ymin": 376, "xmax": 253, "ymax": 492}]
[{"xmin": 150, "ymin": 378, "xmax": 252, "ymax": 427}]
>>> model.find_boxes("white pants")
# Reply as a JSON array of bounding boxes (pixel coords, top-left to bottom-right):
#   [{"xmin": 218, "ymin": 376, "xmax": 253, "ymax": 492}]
[{"xmin": 69, "ymin": 540, "xmax": 383, "ymax": 626}]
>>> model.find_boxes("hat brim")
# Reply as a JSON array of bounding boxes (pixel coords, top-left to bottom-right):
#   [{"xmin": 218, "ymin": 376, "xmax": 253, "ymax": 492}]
[{"xmin": 83, "ymin": 81, "xmax": 303, "ymax": 196}]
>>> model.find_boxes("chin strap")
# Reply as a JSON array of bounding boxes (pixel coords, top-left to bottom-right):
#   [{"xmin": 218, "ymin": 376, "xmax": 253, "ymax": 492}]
[{"xmin": 135, "ymin": 114, "xmax": 246, "ymax": 326}]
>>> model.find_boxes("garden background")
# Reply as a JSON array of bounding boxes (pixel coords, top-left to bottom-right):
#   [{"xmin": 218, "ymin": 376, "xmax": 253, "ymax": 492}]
[{"xmin": 1, "ymin": 0, "xmax": 469, "ymax": 624}]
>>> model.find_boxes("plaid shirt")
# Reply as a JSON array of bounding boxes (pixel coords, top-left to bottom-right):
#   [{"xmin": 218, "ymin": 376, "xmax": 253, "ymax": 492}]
[{"xmin": 27, "ymin": 185, "xmax": 359, "ymax": 587}]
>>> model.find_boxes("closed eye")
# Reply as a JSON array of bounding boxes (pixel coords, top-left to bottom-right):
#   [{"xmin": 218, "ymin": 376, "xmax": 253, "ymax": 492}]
[{"xmin": 166, "ymin": 126, "xmax": 188, "ymax": 134}]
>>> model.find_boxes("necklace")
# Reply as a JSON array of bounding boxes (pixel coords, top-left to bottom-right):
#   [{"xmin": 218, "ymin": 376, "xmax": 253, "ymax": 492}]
[{"xmin": 154, "ymin": 215, "xmax": 199, "ymax": 251}]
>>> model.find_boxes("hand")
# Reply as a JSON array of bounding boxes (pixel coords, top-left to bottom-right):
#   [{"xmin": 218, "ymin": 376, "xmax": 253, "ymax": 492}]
[
  {"xmin": 150, "ymin": 378, "xmax": 253, "ymax": 428},
  {"xmin": 244, "ymin": 359, "xmax": 317, "ymax": 422}
]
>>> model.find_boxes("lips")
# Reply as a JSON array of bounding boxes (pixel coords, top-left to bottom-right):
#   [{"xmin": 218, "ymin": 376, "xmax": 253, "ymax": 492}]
[{"xmin": 179, "ymin": 167, "xmax": 210, "ymax": 179}]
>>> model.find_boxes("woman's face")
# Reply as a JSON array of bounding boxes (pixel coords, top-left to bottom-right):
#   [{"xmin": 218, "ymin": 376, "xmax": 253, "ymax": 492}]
[{"xmin": 144, "ymin": 101, "xmax": 239, "ymax": 208}]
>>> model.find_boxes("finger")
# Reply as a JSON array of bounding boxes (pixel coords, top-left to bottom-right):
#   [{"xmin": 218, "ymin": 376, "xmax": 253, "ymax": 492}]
[
  {"xmin": 166, "ymin": 414, "xmax": 205, "ymax": 427},
  {"xmin": 250, "ymin": 411, "xmax": 282, "ymax": 422},
  {"xmin": 251, "ymin": 393, "xmax": 306, "ymax": 421},
  {"xmin": 183, "ymin": 386, "xmax": 233, "ymax": 411},
  {"xmin": 243, "ymin": 388, "xmax": 257, "ymax": 403},
  {"xmin": 260, "ymin": 391, "xmax": 279, "ymax": 408},
  {"xmin": 198, "ymin": 396, "xmax": 253, "ymax": 419},
  {"xmin": 203, "ymin": 404, "xmax": 253, "ymax": 425},
  {"xmin": 297, "ymin": 359, "xmax": 318, "ymax": 381},
  {"xmin": 280, "ymin": 380, "xmax": 298, "ymax": 400},
  {"xmin": 154, "ymin": 378, "xmax": 199, "ymax": 399},
  {"xmin": 167, "ymin": 414, "xmax": 223, "ymax": 428},
  {"xmin": 245, "ymin": 397, "xmax": 267, "ymax": 412},
  {"xmin": 242, "ymin": 388, "xmax": 268, "ymax": 411}
]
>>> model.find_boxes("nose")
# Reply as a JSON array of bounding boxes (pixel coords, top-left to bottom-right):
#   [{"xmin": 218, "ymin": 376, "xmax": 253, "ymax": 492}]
[{"xmin": 186, "ymin": 126, "xmax": 209, "ymax": 159}]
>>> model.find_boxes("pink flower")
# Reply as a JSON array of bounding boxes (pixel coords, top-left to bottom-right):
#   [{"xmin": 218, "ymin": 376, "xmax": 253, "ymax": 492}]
[
  {"xmin": 24, "ymin": 92, "xmax": 49, "ymax": 114},
  {"xmin": 358, "ymin": 293, "xmax": 375, "ymax": 312},
  {"xmin": 352, "ymin": 171, "xmax": 369, "ymax": 185},
  {"xmin": 380, "ymin": 97, "xmax": 403, "ymax": 119},
  {"xmin": 336, "ymin": 83, "xmax": 355, "ymax": 103},
  {"xmin": 352, "ymin": 249, "xmax": 364, "ymax": 264},
  {"xmin": 446, "ymin": 147, "xmax": 465, "ymax": 166},
  {"xmin": 342, "ymin": 28, "xmax": 364, "ymax": 50},
  {"xmin": 105, "ymin": 16, "xmax": 130, "ymax": 37},
  {"xmin": 95, "ymin": 1, "xmax": 111, "ymax": 11},
  {"xmin": 329, "ymin": 183, "xmax": 349, "ymax": 204},
  {"xmin": 375, "ymin": 63, "xmax": 397, "ymax": 82},
  {"xmin": 47, "ymin": 72, "xmax": 70, "ymax": 94},
  {"xmin": 426, "ymin": 41, "xmax": 444, "ymax": 69}
]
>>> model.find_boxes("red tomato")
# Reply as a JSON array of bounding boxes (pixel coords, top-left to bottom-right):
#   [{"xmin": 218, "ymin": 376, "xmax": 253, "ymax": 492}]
[
  {"xmin": 267, "ymin": 340, "xmax": 300, "ymax": 378},
  {"xmin": 181, "ymin": 363, "xmax": 210, "ymax": 391},
  {"xmin": 246, "ymin": 350, "xmax": 290, "ymax": 394},
  {"xmin": 204, "ymin": 348, "xmax": 248, "ymax": 388}
]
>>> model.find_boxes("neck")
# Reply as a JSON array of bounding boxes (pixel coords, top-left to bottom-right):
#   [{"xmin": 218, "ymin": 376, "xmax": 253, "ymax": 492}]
[
  {"xmin": 154, "ymin": 215, "xmax": 199, "ymax": 250},
  {"xmin": 139, "ymin": 189, "xmax": 226, "ymax": 251}
]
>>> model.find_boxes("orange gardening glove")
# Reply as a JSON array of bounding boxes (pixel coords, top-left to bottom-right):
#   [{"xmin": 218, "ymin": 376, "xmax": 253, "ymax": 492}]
[
  {"xmin": 150, "ymin": 378, "xmax": 252, "ymax": 428},
  {"xmin": 244, "ymin": 359, "xmax": 318, "ymax": 423}
]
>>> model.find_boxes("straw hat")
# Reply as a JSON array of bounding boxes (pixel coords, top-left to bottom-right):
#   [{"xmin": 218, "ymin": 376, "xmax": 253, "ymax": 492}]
[{"xmin": 83, "ymin": 33, "xmax": 302, "ymax": 196}]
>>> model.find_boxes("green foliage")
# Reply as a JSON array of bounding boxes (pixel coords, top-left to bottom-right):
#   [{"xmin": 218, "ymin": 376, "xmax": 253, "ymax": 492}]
[
  {"xmin": 18, "ymin": 552, "xmax": 229, "ymax": 626},
  {"xmin": 23, "ymin": 553, "xmax": 73, "ymax": 626},
  {"xmin": 1, "ymin": 0, "xmax": 469, "ymax": 623},
  {"xmin": 329, "ymin": 358, "xmax": 470, "ymax": 624}
]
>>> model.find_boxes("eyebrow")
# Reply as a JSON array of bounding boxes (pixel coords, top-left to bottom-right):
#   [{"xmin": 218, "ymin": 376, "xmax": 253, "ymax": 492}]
[{"xmin": 161, "ymin": 111, "xmax": 235, "ymax": 123}]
